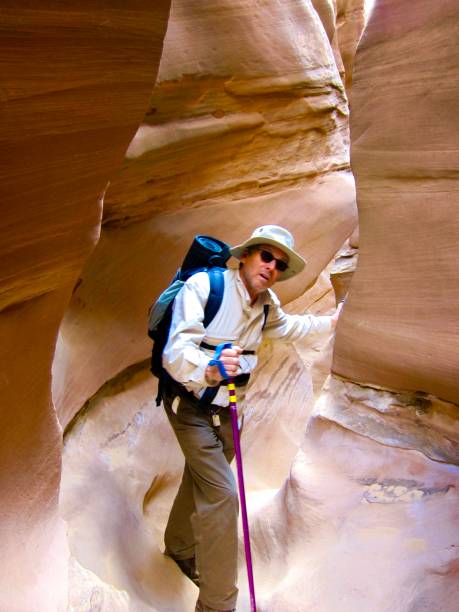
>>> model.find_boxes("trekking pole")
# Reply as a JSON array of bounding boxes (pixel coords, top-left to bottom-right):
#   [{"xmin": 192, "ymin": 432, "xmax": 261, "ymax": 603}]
[{"xmin": 209, "ymin": 343, "xmax": 257, "ymax": 612}]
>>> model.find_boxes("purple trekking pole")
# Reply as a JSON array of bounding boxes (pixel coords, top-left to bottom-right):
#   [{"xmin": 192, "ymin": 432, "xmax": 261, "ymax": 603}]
[{"xmin": 209, "ymin": 343, "xmax": 257, "ymax": 612}]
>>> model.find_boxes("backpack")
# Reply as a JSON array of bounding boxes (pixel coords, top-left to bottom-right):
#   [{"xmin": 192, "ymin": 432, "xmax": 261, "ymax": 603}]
[{"xmin": 148, "ymin": 235, "xmax": 231, "ymax": 404}]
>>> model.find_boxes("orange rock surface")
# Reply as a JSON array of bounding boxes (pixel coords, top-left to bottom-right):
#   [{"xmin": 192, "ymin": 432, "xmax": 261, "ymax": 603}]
[
  {"xmin": 333, "ymin": 0, "xmax": 459, "ymax": 404},
  {"xmin": 0, "ymin": 4, "xmax": 170, "ymax": 610},
  {"xmin": 3, "ymin": 1, "xmax": 458, "ymax": 611},
  {"xmin": 54, "ymin": 0, "xmax": 359, "ymax": 429}
]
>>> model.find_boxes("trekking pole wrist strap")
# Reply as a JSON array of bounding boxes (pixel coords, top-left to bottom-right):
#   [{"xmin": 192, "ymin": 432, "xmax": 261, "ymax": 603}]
[{"xmin": 208, "ymin": 342, "xmax": 232, "ymax": 379}]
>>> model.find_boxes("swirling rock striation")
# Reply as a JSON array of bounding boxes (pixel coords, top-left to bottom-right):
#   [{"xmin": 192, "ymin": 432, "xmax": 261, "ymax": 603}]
[{"xmin": 0, "ymin": 4, "xmax": 171, "ymax": 610}]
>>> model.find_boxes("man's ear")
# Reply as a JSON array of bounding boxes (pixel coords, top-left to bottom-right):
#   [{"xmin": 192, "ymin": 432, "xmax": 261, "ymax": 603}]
[{"xmin": 240, "ymin": 248, "xmax": 250, "ymax": 264}]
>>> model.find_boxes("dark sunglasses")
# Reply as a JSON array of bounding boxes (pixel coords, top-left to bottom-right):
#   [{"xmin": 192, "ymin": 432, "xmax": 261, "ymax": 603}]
[{"xmin": 256, "ymin": 248, "xmax": 289, "ymax": 272}]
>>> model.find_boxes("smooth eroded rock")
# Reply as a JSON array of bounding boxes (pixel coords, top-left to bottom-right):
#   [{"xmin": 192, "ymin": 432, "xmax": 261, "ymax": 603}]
[
  {"xmin": 248, "ymin": 401, "xmax": 459, "ymax": 611},
  {"xmin": 333, "ymin": 0, "xmax": 459, "ymax": 404},
  {"xmin": 0, "ymin": 4, "xmax": 171, "ymax": 609}
]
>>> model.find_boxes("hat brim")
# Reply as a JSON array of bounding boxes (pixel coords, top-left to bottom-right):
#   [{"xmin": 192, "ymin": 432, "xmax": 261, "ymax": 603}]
[{"xmin": 230, "ymin": 237, "xmax": 306, "ymax": 281}]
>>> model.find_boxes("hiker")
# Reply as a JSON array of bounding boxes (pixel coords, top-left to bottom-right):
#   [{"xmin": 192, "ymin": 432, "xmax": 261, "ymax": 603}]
[{"xmin": 159, "ymin": 225, "xmax": 341, "ymax": 612}]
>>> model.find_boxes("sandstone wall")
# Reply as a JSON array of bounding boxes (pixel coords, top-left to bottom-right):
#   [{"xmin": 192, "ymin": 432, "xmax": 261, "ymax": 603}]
[
  {"xmin": 0, "ymin": 4, "xmax": 171, "ymax": 610},
  {"xmin": 7, "ymin": 2, "xmax": 455, "ymax": 612},
  {"xmin": 61, "ymin": 269, "xmax": 339, "ymax": 611},
  {"xmin": 247, "ymin": 1, "xmax": 459, "ymax": 609},
  {"xmin": 58, "ymin": 1, "xmax": 363, "ymax": 609},
  {"xmin": 54, "ymin": 0, "xmax": 360, "ymax": 429},
  {"xmin": 333, "ymin": 0, "xmax": 459, "ymax": 404}
]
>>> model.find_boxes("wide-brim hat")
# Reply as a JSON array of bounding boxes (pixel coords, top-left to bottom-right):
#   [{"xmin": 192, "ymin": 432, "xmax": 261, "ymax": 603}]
[{"xmin": 230, "ymin": 225, "xmax": 306, "ymax": 281}]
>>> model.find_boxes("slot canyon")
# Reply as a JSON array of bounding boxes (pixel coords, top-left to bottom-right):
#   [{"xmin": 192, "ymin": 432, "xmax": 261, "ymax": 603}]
[{"xmin": 1, "ymin": 1, "xmax": 458, "ymax": 611}]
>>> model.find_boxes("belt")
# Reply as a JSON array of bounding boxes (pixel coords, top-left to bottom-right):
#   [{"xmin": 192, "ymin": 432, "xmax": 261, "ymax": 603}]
[
  {"xmin": 159, "ymin": 344, "xmax": 253, "ymax": 411},
  {"xmin": 200, "ymin": 341, "xmax": 255, "ymax": 355},
  {"xmin": 160, "ymin": 372, "xmax": 250, "ymax": 410}
]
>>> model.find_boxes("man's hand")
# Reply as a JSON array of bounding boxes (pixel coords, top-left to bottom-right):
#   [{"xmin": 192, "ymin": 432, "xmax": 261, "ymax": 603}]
[
  {"xmin": 205, "ymin": 346, "xmax": 243, "ymax": 385},
  {"xmin": 331, "ymin": 301, "xmax": 345, "ymax": 329}
]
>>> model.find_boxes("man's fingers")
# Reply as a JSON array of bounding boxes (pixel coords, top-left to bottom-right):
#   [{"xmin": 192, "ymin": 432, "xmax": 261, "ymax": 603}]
[
  {"xmin": 221, "ymin": 346, "xmax": 242, "ymax": 358},
  {"xmin": 222, "ymin": 355, "xmax": 239, "ymax": 363},
  {"xmin": 221, "ymin": 351, "xmax": 241, "ymax": 368},
  {"xmin": 213, "ymin": 346, "xmax": 242, "ymax": 377}
]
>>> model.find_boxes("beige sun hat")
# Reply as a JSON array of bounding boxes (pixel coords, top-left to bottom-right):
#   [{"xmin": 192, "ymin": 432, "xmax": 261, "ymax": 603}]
[{"xmin": 230, "ymin": 225, "xmax": 306, "ymax": 281}]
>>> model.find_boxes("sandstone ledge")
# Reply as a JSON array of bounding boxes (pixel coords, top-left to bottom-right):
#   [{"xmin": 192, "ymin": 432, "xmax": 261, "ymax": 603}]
[{"xmin": 315, "ymin": 374, "xmax": 459, "ymax": 465}]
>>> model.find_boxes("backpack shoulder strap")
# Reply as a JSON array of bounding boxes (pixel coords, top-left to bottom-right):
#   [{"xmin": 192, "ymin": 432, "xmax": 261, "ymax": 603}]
[
  {"xmin": 262, "ymin": 303, "xmax": 270, "ymax": 330},
  {"xmin": 203, "ymin": 267, "xmax": 225, "ymax": 327}
]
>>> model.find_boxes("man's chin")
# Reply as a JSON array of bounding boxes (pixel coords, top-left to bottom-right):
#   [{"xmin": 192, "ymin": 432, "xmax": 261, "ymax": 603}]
[{"xmin": 257, "ymin": 278, "xmax": 272, "ymax": 291}]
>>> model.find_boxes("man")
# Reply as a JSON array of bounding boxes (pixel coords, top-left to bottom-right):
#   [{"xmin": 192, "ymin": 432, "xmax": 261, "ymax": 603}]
[{"xmin": 161, "ymin": 225, "xmax": 341, "ymax": 612}]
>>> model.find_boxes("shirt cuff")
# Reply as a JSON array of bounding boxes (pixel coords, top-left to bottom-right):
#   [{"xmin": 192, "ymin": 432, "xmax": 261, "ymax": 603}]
[{"xmin": 186, "ymin": 354, "xmax": 212, "ymax": 387}]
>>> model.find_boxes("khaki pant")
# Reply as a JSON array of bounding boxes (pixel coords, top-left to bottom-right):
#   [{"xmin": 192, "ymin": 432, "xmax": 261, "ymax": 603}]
[{"xmin": 163, "ymin": 387, "xmax": 239, "ymax": 610}]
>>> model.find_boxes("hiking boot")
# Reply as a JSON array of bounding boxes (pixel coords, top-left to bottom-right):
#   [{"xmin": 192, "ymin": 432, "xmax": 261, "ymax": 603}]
[
  {"xmin": 195, "ymin": 600, "xmax": 236, "ymax": 612},
  {"xmin": 169, "ymin": 555, "xmax": 200, "ymax": 586}
]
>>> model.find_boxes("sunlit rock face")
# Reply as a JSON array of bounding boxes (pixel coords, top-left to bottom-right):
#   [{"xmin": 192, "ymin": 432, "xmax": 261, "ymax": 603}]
[
  {"xmin": 251, "ymin": 412, "xmax": 459, "ymax": 612},
  {"xmin": 311, "ymin": 0, "xmax": 367, "ymax": 91},
  {"xmin": 53, "ymin": 0, "xmax": 459, "ymax": 609},
  {"xmin": 58, "ymin": 2, "xmax": 364, "ymax": 608},
  {"xmin": 54, "ymin": 0, "xmax": 360, "ymax": 429},
  {"xmin": 61, "ymin": 280, "xmax": 337, "ymax": 612},
  {"xmin": 238, "ymin": 0, "xmax": 459, "ymax": 609},
  {"xmin": 59, "ymin": 1, "xmax": 459, "ymax": 611},
  {"xmin": 109, "ymin": 0, "xmax": 351, "ymax": 226},
  {"xmin": 334, "ymin": 0, "xmax": 367, "ymax": 90},
  {"xmin": 0, "ymin": 4, "xmax": 171, "ymax": 610},
  {"xmin": 248, "ymin": 0, "xmax": 458, "ymax": 609}
]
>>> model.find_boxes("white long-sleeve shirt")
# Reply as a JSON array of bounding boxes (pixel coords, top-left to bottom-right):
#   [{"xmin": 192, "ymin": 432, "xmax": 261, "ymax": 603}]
[{"xmin": 163, "ymin": 268, "xmax": 332, "ymax": 407}]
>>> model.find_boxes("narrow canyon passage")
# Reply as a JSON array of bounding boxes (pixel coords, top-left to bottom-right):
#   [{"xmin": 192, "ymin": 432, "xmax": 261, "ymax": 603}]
[{"xmin": 1, "ymin": 1, "xmax": 458, "ymax": 611}]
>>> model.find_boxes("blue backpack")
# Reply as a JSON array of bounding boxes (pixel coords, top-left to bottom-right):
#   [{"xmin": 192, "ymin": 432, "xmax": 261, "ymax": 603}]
[{"xmin": 148, "ymin": 235, "xmax": 231, "ymax": 404}]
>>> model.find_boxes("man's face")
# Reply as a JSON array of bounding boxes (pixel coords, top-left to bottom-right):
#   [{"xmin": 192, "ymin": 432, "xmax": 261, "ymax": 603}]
[{"xmin": 239, "ymin": 243, "xmax": 289, "ymax": 302}]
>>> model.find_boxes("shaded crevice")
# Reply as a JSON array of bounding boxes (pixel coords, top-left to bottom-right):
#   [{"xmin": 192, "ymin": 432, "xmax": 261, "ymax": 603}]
[{"xmin": 63, "ymin": 358, "xmax": 151, "ymax": 439}]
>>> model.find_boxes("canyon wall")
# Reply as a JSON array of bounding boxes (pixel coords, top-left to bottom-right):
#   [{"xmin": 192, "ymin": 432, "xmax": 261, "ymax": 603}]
[
  {"xmin": 54, "ymin": 0, "xmax": 360, "ymax": 430},
  {"xmin": 59, "ymin": 1, "xmax": 362, "ymax": 610},
  {"xmin": 333, "ymin": 0, "xmax": 459, "ymax": 405},
  {"xmin": 247, "ymin": 1, "xmax": 459, "ymax": 610},
  {"xmin": 0, "ymin": 4, "xmax": 171, "ymax": 610},
  {"xmin": 4, "ymin": 1, "xmax": 458, "ymax": 611}
]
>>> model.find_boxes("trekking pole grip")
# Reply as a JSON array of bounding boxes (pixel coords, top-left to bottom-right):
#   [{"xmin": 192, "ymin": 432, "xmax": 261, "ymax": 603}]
[{"xmin": 208, "ymin": 341, "xmax": 233, "ymax": 379}]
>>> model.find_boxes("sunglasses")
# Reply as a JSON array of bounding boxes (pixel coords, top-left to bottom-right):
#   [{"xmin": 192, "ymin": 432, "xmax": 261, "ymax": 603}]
[{"xmin": 256, "ymin": 248, "xmax": 289, "ymax": 272}]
